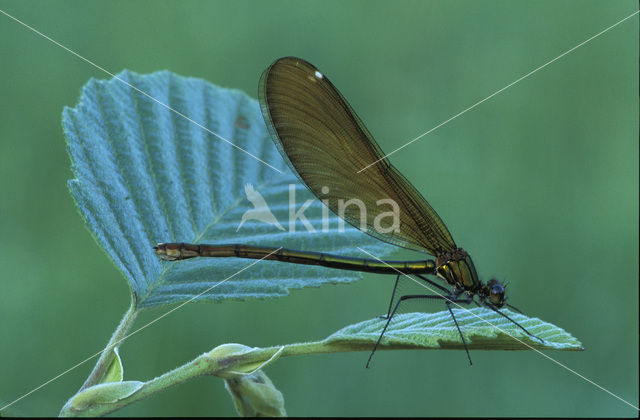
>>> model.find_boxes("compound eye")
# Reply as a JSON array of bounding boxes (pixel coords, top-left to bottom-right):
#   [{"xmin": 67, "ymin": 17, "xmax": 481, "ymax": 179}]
[{"xmin": 488, "ymin": 279, "xmax": 505, "ymax": 307}]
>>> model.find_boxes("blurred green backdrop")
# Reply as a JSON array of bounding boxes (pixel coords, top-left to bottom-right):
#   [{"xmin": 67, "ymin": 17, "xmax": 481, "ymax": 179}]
[{"xmin": 0, "ymin": 0, "xmax": 637, "ymax": 416}]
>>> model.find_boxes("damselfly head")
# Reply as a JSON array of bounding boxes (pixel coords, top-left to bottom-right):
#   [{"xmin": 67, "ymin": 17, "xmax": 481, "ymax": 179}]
[{"xmin": 486, "ymin": 278, "xmax": 506, "ymax": 307}]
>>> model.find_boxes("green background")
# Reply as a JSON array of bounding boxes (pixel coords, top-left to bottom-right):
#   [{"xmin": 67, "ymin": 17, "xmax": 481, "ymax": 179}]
[{"xmin": 0, "ymin": 0, "xmax": 637, "ymax": 416}]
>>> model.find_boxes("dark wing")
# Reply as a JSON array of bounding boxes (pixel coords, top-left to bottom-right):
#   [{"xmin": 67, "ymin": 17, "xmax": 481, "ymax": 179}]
[{"xmin": 258, "ymin": 57, "xmax": 456, "ymax": 256}]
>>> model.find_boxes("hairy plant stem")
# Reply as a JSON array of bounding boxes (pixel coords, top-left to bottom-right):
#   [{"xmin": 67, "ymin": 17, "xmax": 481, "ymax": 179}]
[{"xmin": 77, "ymin": 301, "xmax": 138, "ymax": 392}]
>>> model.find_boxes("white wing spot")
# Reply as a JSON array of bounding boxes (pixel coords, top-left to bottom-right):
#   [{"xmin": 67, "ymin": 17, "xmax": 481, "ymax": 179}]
[{"xmin": 315, "ymin": 70, "xmax": 323, "ymax": 79}]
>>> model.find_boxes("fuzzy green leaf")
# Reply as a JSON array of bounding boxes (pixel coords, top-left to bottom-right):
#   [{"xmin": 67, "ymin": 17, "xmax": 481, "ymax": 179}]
[
  {"xmin": 61, "ymin": 381, "xmax": 143, "ymax": 414},
  {"xmin": 63, "ymin": 70, "xmax": 395, "ymax": 309},
  {"xmin": 224, "ymin": 371, "xmax": 286, "ymax": 417},
  {"xmin": 99, "ymin": 347, "xmax": 124, "ymax": 384},
  {"xmin": 325, "ymin": 308, "xmax": 583, "ymax": 350}
]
